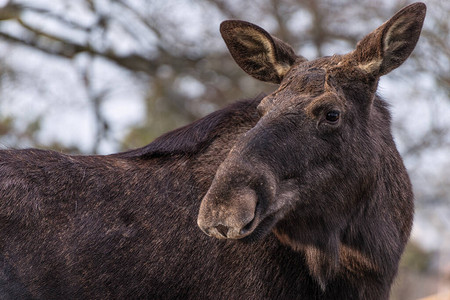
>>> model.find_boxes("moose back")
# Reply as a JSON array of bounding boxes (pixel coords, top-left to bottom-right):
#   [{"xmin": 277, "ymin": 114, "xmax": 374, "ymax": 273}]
[{"xmin": 0, "ymin": 3, "xmax": 425, "ymax": 299}]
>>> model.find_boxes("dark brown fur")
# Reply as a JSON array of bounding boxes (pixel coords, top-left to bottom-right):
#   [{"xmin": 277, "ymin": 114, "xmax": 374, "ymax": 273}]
[{"xmin": 1, "ymin": 3, "xmax": 425, "ymax": 299}]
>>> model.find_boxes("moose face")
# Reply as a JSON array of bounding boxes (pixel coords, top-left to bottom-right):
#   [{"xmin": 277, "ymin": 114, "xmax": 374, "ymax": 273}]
[{"xmin": 197, "ymin": 3, "xmax": 425, "ymax": 241}]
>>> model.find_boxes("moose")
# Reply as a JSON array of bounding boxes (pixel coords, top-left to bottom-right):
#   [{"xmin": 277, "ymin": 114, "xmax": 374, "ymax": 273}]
[{"xmin": 0, "ymin": 3, "xmax": 425, "ymax": 299}]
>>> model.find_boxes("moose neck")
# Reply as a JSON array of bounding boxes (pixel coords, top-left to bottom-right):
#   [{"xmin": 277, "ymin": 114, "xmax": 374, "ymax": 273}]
[{"xmin": 273, "ymin": 177, "xmax": 400, "ymax": 295}]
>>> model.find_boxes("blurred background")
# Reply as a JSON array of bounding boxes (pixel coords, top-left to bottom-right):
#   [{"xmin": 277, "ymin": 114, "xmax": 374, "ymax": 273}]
[{"xmin": 0, "ymin": 0, "xmax": 448, "ymax": 298}]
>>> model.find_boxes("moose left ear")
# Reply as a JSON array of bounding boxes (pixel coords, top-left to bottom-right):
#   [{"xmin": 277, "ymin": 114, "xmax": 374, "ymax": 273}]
[{"xmin": 351, "ymin": 2, "xmax": 426, "ymax": 77}]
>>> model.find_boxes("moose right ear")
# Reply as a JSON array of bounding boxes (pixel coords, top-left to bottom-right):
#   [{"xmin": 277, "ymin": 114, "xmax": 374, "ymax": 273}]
[
  {"xmin": 350, "ymin": 2, "xmax": 426, "ymax": 77},
  {"xmin": 220, "ymin": 20, "xmax": 304, "ymax": 84}
]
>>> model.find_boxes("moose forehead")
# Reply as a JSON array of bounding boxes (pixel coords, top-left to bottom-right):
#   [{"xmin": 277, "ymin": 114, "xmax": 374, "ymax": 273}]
[{"xmin": 258, "ymin": 55, "xmax": 348, "ymax": 115}]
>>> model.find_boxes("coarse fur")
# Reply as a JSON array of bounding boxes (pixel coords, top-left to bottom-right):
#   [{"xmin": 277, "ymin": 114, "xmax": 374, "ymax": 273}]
[{"xmin": 1, "ymin": 3, "xmax": 425, "ymax": 299}]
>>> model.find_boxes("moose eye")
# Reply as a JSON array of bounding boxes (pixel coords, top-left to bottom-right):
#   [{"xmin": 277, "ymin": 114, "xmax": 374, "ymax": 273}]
[{"xmin": 325, "ymin": 110, "xmax": 340, "ymax": 123}]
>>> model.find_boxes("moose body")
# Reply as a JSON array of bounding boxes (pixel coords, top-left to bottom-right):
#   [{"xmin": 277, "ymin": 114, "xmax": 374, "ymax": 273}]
[{"xmin": 0, "ymin": 3, "xmax": 426, "ymax": 299}]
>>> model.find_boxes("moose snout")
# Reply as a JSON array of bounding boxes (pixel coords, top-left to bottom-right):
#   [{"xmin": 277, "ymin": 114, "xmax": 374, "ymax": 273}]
[{"xmin": 197, "ymin": 187, "xmax": 258, "ymax": 239}]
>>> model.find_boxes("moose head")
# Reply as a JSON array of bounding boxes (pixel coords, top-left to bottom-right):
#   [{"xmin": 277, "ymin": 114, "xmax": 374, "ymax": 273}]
[{"xmin": 197, "ymin": 0, "xmax": 425, "ymax": 271}]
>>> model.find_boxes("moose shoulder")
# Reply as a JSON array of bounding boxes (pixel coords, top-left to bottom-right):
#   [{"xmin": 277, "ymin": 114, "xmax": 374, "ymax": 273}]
[{"xmin": 0, "ymin": 3, "xmax": 425, "ymax": 299}]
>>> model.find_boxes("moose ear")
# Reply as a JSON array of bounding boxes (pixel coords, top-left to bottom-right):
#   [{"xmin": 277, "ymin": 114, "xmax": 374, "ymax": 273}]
[
  {"xmin": 220, "ymin": 20, "xmax": 304, "ymax": 84},
  {"xmin": 351, "ymin": 2, "xmax": 426, "ymax": 77}
]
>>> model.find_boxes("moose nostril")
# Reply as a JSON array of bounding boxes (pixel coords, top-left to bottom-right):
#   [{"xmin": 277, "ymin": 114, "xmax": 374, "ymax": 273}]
[{"xmin": 215, "ymin": 224, "xmax": 229, "ymax": 238}]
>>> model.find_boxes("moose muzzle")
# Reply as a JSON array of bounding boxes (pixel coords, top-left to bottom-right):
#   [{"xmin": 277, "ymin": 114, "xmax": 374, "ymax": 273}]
[{"xmin": 197, "ymin": 186, "xmax": 258, "ymax": 239}]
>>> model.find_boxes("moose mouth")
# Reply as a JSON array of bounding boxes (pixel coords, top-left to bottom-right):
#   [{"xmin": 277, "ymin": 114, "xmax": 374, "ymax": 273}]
[{"xmin": 239, "ymin": 211, "xmax": 279, "ymax": 243}]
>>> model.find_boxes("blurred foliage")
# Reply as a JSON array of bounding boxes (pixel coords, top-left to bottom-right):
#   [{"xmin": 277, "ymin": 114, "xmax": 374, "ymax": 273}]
[
  {"xmin": 392, "ymin": 241, "xmax": 448, "ymax": 300},
  {"xmin": 401, "ymin": 241, "xmax": 432, "ymax": 273},
  {"xmin": 0, "ymin": 116, "xmax": 13, "ymax": 136}
]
